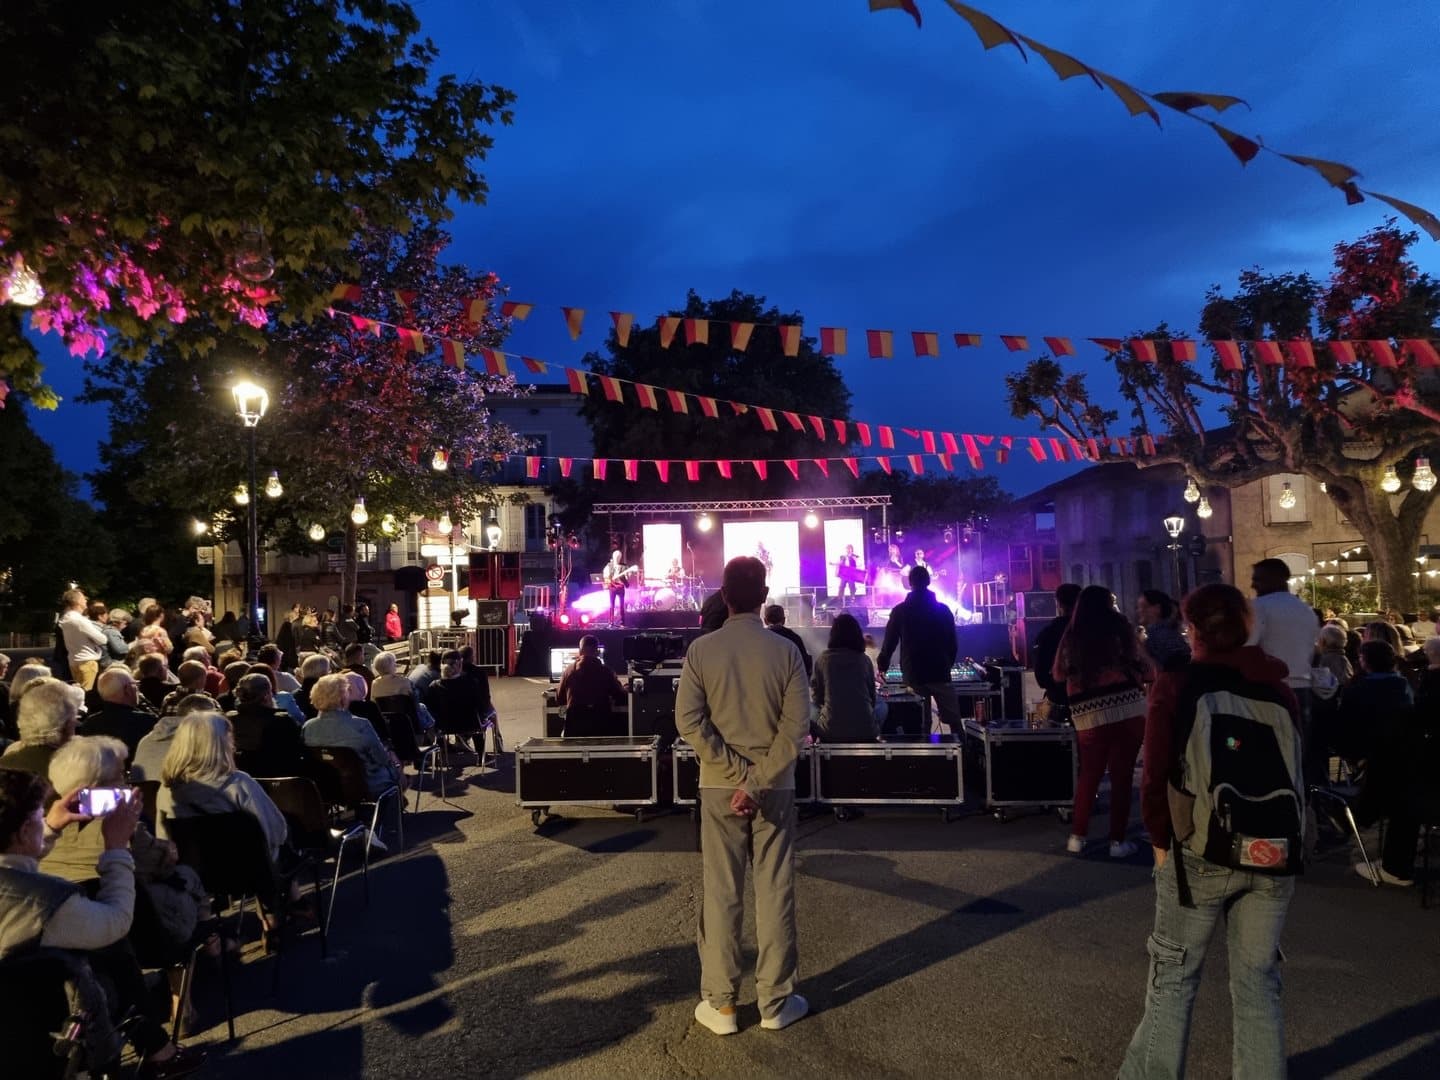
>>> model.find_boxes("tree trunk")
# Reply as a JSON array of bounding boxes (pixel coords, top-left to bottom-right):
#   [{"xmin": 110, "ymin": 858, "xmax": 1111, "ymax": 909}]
[
  {"xmin": 1327, "ymin": 474, "xmax": 1429, "ymax": 613},
  {"xmin": 341, "ymin": 519, "xmax": 358, "ymax": 609}
]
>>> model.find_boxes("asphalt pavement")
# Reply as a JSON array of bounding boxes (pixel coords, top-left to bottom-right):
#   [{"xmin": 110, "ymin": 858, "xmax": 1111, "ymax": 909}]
[{"xmin": 185, "ymin": 675, "xmax": 1440, "ymax": 1079}]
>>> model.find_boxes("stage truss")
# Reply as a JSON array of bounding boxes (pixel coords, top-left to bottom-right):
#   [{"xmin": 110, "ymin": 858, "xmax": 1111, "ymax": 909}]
[{"xmin": 592, "ymin": 496, "xmax": 892, "ymax": 515}]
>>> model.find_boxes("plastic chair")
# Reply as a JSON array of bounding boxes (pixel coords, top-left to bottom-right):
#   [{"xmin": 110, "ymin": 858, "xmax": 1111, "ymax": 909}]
[
  {"xmin": 306, "ymin": 746, "xmax": 404, "ymax": 886},
  {"xmin": 0, "ymin": 949, "xmax": 95, "ymax": 1078},
  {"xmin": 258, "ymin": 776, "xmax": 364, "ymax": 941}
]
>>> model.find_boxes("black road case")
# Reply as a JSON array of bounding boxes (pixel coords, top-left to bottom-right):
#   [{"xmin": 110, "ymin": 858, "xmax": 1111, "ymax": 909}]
[
  {"xmin": 516, "ymin": 736, "xmax": 660, "ymax": 827},
  {"xmin": 541, "ymin": 689, "xmax": 629, "ymax": 738},
  {"xmin": 813, "ymin": 736, "xmax": 965, "ymax": 821},
  {"xmin": 962, "ymin": 718, "xmax": 1076, "ymax": 822},
  {"xmin": 627, "ymin": 663, "xmax": 684, "ymax": 745},
  {"xmin": 672, "ymin": 742, "xmax": 815, "ymax": 807}
]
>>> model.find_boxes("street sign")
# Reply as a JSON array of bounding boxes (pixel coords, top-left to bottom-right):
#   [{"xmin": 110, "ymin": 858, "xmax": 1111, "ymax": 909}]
[
  {"xmin": 195, "ymin": 547, "xmax": 215, "ymax": 566},
  {"xmin": 424, "ymin": 564, "xmax": 445, "ymax": 584}
]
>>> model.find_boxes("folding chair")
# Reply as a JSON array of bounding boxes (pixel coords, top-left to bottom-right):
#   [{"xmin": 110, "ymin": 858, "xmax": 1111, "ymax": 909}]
[
  {"xmin": 257, "ymin": 775, "xmax": 365, "ymax": 945},
  {"xmin": 376, "ymin": 693, "xmax": 443, "ymax": 809},
  {"xmin": 306, "ymin": 746, "xmax": 404, "ymax": 890},
  {"xmin": 1308, "ymin": 785, "xmax": 1379, "ymax": 887}
]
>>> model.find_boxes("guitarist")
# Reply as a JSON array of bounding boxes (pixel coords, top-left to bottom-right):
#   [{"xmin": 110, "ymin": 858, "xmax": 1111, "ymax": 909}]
[
  {"xmin": 836, "ymin": 544, "xmax": 861, "ymax": 600},
  {"xmin": 603, "ymin": 550, "xmax": 637, "ymax": 626}
]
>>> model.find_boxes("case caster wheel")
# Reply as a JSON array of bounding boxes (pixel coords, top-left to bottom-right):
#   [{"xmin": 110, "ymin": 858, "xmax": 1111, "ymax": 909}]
[
  {"xmin": 834, "ymin": 807, "xmax": 852, "ymax": 823},
  {"xmin": 634, "ymin": 808, "xmax": 647, "ymax": 823},
  {"xmin": 531, "ymin": 808, "xmax": 547, "ymax": 827},
  {"xmin": 1057, "ymin": 808, "xmax": 1073, "ymax": 824},
  {"xmin": 940, "ymin": 808, "xmax": 953, "ymax": 824},
  {"xmin": 994, "ymin": 809, "xmax": 1008, "ymax": 824}
]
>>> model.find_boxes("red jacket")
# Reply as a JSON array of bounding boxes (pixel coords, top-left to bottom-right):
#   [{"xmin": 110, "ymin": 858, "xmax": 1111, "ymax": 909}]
[{"xmin": 1140, "ymin": 645, "xmax": 1297, "ymax": 848}]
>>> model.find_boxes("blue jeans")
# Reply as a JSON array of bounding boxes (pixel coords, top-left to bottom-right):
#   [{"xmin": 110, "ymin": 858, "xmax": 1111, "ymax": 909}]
[{"xmin": 1118, "ymin": 851, "xmax": 1294, "ymax": 1080}]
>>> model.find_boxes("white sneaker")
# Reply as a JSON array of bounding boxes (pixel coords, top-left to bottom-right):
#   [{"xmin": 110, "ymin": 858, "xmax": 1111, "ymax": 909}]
[
  {"xmin": 1353, "ymin": 861, "xmax": 1413, "ymax": 887},
  {"xmin": 367, "ymin": 829, "xmax": 388, "ymax": 854},
  {"xmin": 1065, "ymin": 834, "xmax": 1086, "ymax": 854},
  {"xmin": 1109, "ymin": 840, "xmax": 1138, "ymax": 859},
  {"xmin": 761, "ymin": 994, "xmax": 809, "ymax": 1031},
  {"xmin": 694, "ymin": 1000, "xmax": 739, "ymax": 1035}
]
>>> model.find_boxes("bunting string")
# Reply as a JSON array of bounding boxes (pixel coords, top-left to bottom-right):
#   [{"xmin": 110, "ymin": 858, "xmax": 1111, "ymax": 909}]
[{"xmin": 868, "ymin": 1, "xmax": 1440, "ymax": 240}]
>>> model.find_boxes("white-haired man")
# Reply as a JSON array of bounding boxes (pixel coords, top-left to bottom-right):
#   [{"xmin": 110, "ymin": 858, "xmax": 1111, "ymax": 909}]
[{"xmin": 57, "ymin": 588, "xmax": 107, "ymax": 691}]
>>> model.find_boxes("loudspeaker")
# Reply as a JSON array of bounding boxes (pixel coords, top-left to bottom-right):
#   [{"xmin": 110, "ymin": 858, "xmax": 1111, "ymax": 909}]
[
  {"xmin": 496, "ymin": 552, "xmax": 521, "ymax": 600},
  {"xmin": 1015, "ymin": 591, "xmax": 1057, "ymax": 620},
  {"xmin": 468, "ymin": 552, "xmax": 492, "ymax": 599},
  {"xmin": 473, "ymin": 600, "xmax": 512, "ymax": 627},
  {"xmin": 393, "ymin": 565, "xmax": 427, "ymax": 592},
  {"xmin": 1014, "ymin": 616, "xmax": 1053, "ymax": 669}
]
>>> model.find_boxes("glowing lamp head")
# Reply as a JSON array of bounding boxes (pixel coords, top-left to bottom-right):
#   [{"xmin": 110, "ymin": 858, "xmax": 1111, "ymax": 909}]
[
  {"xmin": 437, "ymin": 512, "xmax": 453, "ymax": 534},
  {"xmin": 264, "ymin": 470, "xmax": 283, "ymax": 499},
  {"xmin": 696, "ymin": 512, "xmax": 714, "ymax": 533},
  {"xmin": 1196, "ymin": 497, "xmax": 1213, "ymax": 520},
  {"xmin": 1381, "ymin": 465, "xmax": 1402, "ymax": 493},
  {"xmin": 350, "ymin": 497, "xmax": 368, "ymax": 525},
  {"xmin": 1182, "ymin": 477, "xmax": 1200, "ymax": 504},
  {"xmin": 191, "ymin": 518, "xmax": 209, "ymax": 537},
  {"xmin": 803, "ymin": 510, "xmax": 819, "ymax": 529},
  {"xmin": 431, "ymin": 450, "xmax": 449, "ymax": 472},
  {"xmin": 230, "ymin": 380, "xmax": 269, "ymax": 427},
  {"xmin": 1413, "ymin": 457, "xmax": 1436, "ymax": 493},
  {"xmin": 233, "ymin": 483, "xmax": 250, "ymax": 506},
  {"xmin": 558, "ymin": 613, "xmax": 572, "ymax": 628},
  {"xmin": 486, "ymin": 514, "xmax": 502, "ymax": 548},
  {"xmin": 579, "ymin": 613, "xmax": 592, "ymax": 627},
  {"xmin": 1163, "ymin": 515, "xmax": 1185, "ymax": 540},
  {"xmin": 1278, "ymin": 482, "xmax": 1297, "ymax": 509},
  {"xmin": 1, "ymin": 254, "xmax": 44, "ymax": 306},
  {"xmin": 308, "ymin": 523, "xmax": 325, "ymax": 542},
  {"xmin": 380, "ymin": 514, "xmax": 398, "ymax": 536}
]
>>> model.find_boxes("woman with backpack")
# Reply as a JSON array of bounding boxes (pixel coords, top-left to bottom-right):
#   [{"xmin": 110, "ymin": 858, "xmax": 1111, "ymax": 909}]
[
  {"xmin": 1053, "ymin": 585, "xmax": 1149, "ymax": 858},
  {"xmin": 1119, "ymin": 583, "xmax": 1302, "ymax": 1079}
]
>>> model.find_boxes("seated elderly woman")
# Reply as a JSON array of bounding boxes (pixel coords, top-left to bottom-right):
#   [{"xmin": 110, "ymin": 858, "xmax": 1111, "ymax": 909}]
[
  {"xmin": 157, "ymin": 712, "xmax": 289, "ymax": 866},
  {"xmin": 294, "ymin": 653, "xmax": 333, "ymax": 720},
  {"xmin": 246, "ymin": 662, "xmax": 305, "ymax": 724},
  {"xmin": 46, "ymin": 736, "xmax": 208, "ymax": 1023},
  {"xmin": 302, "ymin": 673, "xmax": 403, "ymax": 801},
  {"xmin": 131, "ymin": 693, "xmax": 222, "ymax": 784},
  {"xmin": 0, "ymin": 767, "xmax": 206, "ymax": 1077},
  {"xmin": 0, "ymin": 677, "xmax": 85, "ymax": 780}
]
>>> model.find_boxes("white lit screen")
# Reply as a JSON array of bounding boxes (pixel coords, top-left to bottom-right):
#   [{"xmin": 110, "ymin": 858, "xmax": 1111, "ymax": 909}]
[
  {"xmin": 722, "ymin": 520, "xmax": 800, "ymax": 599},
  {"xmin": 641, "ymin": 523, "xmax": 683, "ymax": 588},
  {"xmin": 823, "ymin": 517, "xmax": 866, "ymax": 596}
]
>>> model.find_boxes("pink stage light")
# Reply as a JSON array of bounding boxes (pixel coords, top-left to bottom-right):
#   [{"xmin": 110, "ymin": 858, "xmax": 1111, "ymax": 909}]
[
  {"xmin": 568, "ymin": 589, "xmax": 613, "ymax": 619},
  {"xmin": 558, "ymin": 613, "xmax": 572, "ymax": 627},
  {"xmin": 579, "ymin": 612, "xmax": 592, "ymax": 626}
]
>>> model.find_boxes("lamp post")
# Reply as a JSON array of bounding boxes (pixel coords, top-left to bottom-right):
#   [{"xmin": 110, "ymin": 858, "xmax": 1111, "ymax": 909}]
[
  {"xmin": 1163, "ymin": 514, "xmax": 1186, "ymax": 595},
  {"xmin": 231, "ymin": 380, "xmax": 269, "ymax": 641}
]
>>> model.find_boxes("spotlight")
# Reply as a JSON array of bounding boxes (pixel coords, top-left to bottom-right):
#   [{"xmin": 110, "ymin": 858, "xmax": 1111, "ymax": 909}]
[
  {"xmin": 803, "ymin": 509, "xmax": 819, "ymax": 529},
  {"xmin": 579, "ymin": 612, "xmax": 592, "ymax": 627},
  {"xmin": 697, "ymin": 512, "xmax": 714, "ymax": 533},
  {"xmin": 558, "ymin": 613, "xmax": 572, "ymax": 627},
  {"xmin": 943, "ymin": 526, "xmax": 954, "ymax": 544}
]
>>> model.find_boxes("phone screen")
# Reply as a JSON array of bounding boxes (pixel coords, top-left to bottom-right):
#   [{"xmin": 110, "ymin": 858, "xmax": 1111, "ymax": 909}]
[{"xmin": 79, "ymin": 787, "xmax": 132, "ymax": 817}]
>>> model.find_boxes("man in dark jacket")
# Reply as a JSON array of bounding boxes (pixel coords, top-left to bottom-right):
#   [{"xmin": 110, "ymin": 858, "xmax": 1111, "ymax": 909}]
[
  {"xmin": 227, "ymin": 673, "xmax": 307, "ymax": 779},
  {"xmin": 1336, "ymin": 640, "xmax": 1413, "ymax": 765},
  {"xmin": 876, "ymin": 567, "xmax": 959, "ymax": 733},
  {"xmin": 1031, "ymin": 583, "xmax": 1082, "ymax": 720},
  {"xmin": 83, "ymin": 667, "xmax": 157, "ymax": 759},
  {"xmin": 425, "ymin": 650, "xmax": 499, "ymax": 758},
  {"xmin": 763, "ymin": 605, "xmax": 813, "ymax": 677}
]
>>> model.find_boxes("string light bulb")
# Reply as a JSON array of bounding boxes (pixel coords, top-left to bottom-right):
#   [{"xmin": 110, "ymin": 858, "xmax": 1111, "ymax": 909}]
[
  {"xmin": 1182, "ymin": 477, "xmax": 1200, "ymax": 504},
  {"xmin": 1278, "ymin": 482, "xmax": 1297, "ymax": 509},
  {"xmin": 437, "ymin": 512, "xmax": 452, "ymax": 534},
  {"xmin": 350, "ymin": 497, "xmax": 368, "ymax": 525},
  {"xmin": 233, "ymin": 483, "xmax": 249, "ymax": 506},
  {"xmin": 431, "ymin": 450, "xmax": 449, "ymax": 472},
  {"xmin": 1413, "ymin": 457, "xmax": 1436, "ymax": 493},
  {"xmin": 308, "ymin": 523, "xmax": 325, "ymax": 542},
  {"xmin": 1196, "ymin": 497, "xmax": 1213, "ymax": 519},
  {"xmin": 1381, "ymin": 465, "xmax": 1402, "ymax": 493},
  {"xmin": 0, "ymin": 254, "xmax": 44, "ymax": 306},
  {"xmin": 191, "ymin": 518, "xmax": 209, "ymax": 537},
  {"xmin": 264, "ymin": 470, "xmax": 283, "ymax": 498},
  {"xmin": 380, "ymin": 514, "xmax": 398, "ymax": 535}
]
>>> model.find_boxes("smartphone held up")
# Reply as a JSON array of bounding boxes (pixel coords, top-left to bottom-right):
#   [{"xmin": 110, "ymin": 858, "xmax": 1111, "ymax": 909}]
[{"xmin": 78, "ymin": 787, "xmax": 136, "ymax": 817}]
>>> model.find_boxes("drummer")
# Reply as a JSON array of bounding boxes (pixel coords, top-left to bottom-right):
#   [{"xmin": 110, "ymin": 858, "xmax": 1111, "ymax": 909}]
[{"xmin": 664, "ymin": 558, "xmax": 683, "ymax": 587}]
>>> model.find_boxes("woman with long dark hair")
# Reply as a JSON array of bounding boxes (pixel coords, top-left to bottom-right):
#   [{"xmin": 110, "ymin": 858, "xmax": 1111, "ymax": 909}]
[
  {"xmin": 1053, "ymin": 585, "xmax": 1149, "ymax": 857},
  {"xmin": 1136, "ymin": 590, "xmax": 1191, "ymax": 674},
  {"xmin": 811, "ymin": 613, "xmax": 878, "ymax": 741}
]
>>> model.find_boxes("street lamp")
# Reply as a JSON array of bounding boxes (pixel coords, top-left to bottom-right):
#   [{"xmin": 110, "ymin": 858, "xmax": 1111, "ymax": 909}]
[
  {"xmin": 486, "ymin": 512, "xmax": 503, "ymax": 550},
  {"xmin": 1163, "ymin": 515, "xmax": 1186, "ymax": 593},
  {"xmin": 231, "ymin": 379, "xmax": 269, "ymax": 641}
]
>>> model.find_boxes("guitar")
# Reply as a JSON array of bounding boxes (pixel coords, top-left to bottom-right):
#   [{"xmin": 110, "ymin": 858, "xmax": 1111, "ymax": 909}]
[{"xmin": 604, "ymin": 565, "xmax": 641, "ymax": 592}]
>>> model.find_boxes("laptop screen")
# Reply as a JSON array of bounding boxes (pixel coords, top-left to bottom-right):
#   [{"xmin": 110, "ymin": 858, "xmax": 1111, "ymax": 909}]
[{"xmin": 550, "ymin": 646, "xmax": 603, "ymax": 680}]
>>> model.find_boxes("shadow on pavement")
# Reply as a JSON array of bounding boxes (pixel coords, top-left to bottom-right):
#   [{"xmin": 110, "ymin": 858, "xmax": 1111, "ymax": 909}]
[{"xmin": 1288, "ymin": 996, "xmax": 1440, "ymax": 1078}]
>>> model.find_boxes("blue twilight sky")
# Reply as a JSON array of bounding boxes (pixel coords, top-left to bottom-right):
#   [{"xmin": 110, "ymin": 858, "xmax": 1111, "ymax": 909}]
[{"xmin": 26, "ymin": 0, "xmax": 1440, "ymax": 497}]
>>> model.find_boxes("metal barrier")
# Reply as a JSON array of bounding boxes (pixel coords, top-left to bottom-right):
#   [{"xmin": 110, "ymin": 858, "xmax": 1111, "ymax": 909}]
[{"xmin": 405, "ymin": 627, "xmax": 510, "ymax": 674}]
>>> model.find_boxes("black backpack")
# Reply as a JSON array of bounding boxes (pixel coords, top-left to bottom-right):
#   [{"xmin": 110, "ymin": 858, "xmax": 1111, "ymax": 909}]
[{"xmin": 1167, "ymin": 662, "xmax": 1305, "ymax": 898}]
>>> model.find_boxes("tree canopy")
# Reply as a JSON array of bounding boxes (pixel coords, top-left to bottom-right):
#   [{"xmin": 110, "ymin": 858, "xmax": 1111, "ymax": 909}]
[
  {"xmin": 0, "ymin": 0, "xmax": 514, "ymax": 395},
  {"xmin": 1006, "ymin": 221, "xmax": 1440, "ymax": 609},
  {"xmin": 82, "ymin": 224, "xmax": 525, "ymax": 604}
]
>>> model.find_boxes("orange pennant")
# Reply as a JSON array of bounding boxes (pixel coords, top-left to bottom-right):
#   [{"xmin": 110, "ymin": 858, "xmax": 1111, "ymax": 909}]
[
  {"xmin": 566, "ymin": 368, "xmax": 588, "ymax": 395},
  {"xmin": 1213, "ymin": 341, "xmax": 1243, "ymax": 371},
  {"xmin": 1366, "ymin": 192, "xmax": 1440, "ymax": 242},
  {"xmin": 479, "ymin": 348, "xmax": 508, "ymax": 376},
  {"xmin": 781, "ymin": 411, "xmax": 805, "ymax": 432},
  {"xmin": 953, "ymin": 333, "xmax": 982, "ymax": 348},
  {"xmin": 329, "ymin": 284, "xmax": 362, "ymax": 303},
  {"xmin": 756, "ymin": 407, "xmax": 778, "ymax": 432},
  {"xmin": 684, "ymin": 318, "xmax": 709, "ymax": 346},
  {"xmin": 623, "ymin": 460, "xmax": 638, "ymax": 482},
  {"xmin": 866, "ymin": 330, "xmax": 894, "ymax": 359},
  {"xmin": 522, "ymin": 357, "xmax": 548, "ymax": 374},
  {"xmin": 949, "ymin": 2, "xmax": 1026, "ymax": 56},
  {"xmin": 1252, "ymin": 341, "xmax": 1284, "ymax": 366},
  {"xmin": 1285, "ymin": 340, "xmax": 1315, "ymax": 368},
  {"xmin": 610, "ymin": 311, "xmax": 634, "ymax": 348},
  {"xmin": 1170, "ymin": 340, "xmax": 1197, "ymax": 362},
  {"xmin": 724, "ymin": 321, "xmax": 752, "ymax": 352},
  {"xmin": 440, "ymin": 339, "xmax": 465, "ymax": 369},
  {"xmin": 1366, "ymin": 341, "xmax": 1398, "ymax": 368},
  {"xmin": 593, "ymin": 458, "xmax": 607, "ymax": 481},
  {"xmin": 999, "ymin": 335, "xmax": 1029, "ymax": 352},
  {"xmin": 911, "ymin": 331, "xmax": 940, "ymax": 358},
  {"xmin": 1208, "ymin": 122, "xmax": 1260, "ymax": 165},
  {"xmin": 666, "ymin": 389, "xmax": 688, "ymax": 413},
  {"xmin": 561, "ymin": 307, "xmax": 585, "ymax": 340},
  {"xmin": 658, "ymin": 316, "xmax": 681, "ymax": 348},
  {"xmin": 907, "ymin": 454, "xmax": 925, "ymax": 475},
  {"xmin": 599, "ymin": 375, "xmax": 624, "ymax": 403},
  {"xmin": 396, "ymin": 327, "xmax": 425, "ymax": 354},
  {"xmin": 820, "ymin": 327, "xmax": 848, "ymax": 355},
  {"xmin": 465, "ymin": 297, "xmax": 488, "ymax": 323},
  {"xmin": 868, "ymin": 0, "xmax": 921, "ymax": 27},
  {"xmin": 1089, "ymin": 337, "xmax": 1124, "ymax": 353},
  {"xmin": 1130, "ymin": 339, "xmax": 1158, "ymax": 363},
  {"xmin": 1043, "ymin": 336, "xmax": 1076, "ymax": 357},
  {"xmin": 778, "ymin": 324, "xmax": 801, "ymax": 357},
  {"xmin": 876, "ymin": 457, "xmax": 892, "ymax": 475},
  {"xmin": 697, "ymin": 396, "xmax": 719, "ymax": 418},
  {"xmin": 1152, "ymin": 91, "xmax": 1248, "ymax": 114},
  {"xmin": 1403, "ymin": 340, "xmax": 1440, "ymax": 367},
  {"xmin": 1328, "ymin": 341, "xmax": 1357, "ymax": 365},
  {"xmin": 842, "ymin": 457, "xmax": 860, "ymax": 478},
  {"xmin": 500, "ymin": 301, "xmax": 533, "ymax": 320},
  {"xmin": 1098, "ymin": 73, "xmax": 1160, "ymax": 125},
  {"xmin": 635, "ymin": 384, "xmax": 658, "ymax": 410}
]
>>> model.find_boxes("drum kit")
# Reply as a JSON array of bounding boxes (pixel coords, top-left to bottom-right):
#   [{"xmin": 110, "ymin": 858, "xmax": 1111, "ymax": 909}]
[{"xmin": 635, "ymin": 573, "xmax": 704, "ymax": 612}]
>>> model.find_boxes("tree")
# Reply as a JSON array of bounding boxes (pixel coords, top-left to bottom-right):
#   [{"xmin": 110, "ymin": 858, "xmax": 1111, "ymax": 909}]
[
  {"xmin": 571, "ymin": 290, "xmax": 854, "ymax": 503},
  {"xmin": 0, "ymin": 397, "xmax": 115, "ymax": 630},
  {"xmin": 0, "ymin": 0, "xmax": 514, "ymax": 395},
  {"xmin": 1005, "ymin": 221, "xmax": 1440, "ymax": 610},
  {"xmin": 83, "ymin": 224, "xmax": 524, "ymax": 606}
]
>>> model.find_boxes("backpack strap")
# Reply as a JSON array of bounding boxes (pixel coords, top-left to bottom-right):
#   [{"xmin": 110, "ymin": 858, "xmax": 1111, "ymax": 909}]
[{"xmin": 1170, "ymin": 834, "xmax": 1195, "ymax": 909}]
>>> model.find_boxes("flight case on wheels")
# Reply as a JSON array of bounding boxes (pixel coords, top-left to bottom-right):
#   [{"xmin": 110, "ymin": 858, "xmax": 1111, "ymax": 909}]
[
  {"xmin": 672, "ymin": 743, "xmax": 815, "ymax": 810},
  {"xmin": 961, "ymin": 718, "xmax": 1077, "ymax": 822},
  {"xmin": 516, "ymin": 736, "xmax": 660, "ymax": 828},
  {"xmin": 813, "ymin": 736, "xmax": 965, "ymax": 822}
]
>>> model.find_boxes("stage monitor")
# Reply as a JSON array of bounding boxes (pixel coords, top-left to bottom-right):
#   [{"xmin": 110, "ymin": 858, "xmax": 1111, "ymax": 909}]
[
  {"xmin": 722, "ymin": 520, "xmax": 800, "ymax": 598},
  {"xmin": 549, "ymin": 645, "xmax": 604, "ymax": 681},
  {"xmin": 822, "ymin": 517, "xmax": 866, "ymax": 597}
]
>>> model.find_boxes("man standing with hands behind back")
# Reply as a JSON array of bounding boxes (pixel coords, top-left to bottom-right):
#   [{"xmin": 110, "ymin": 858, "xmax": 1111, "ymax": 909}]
[{"xmin": 676, "ymin": 556, "xmax": 811, "ymax": 1036}]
